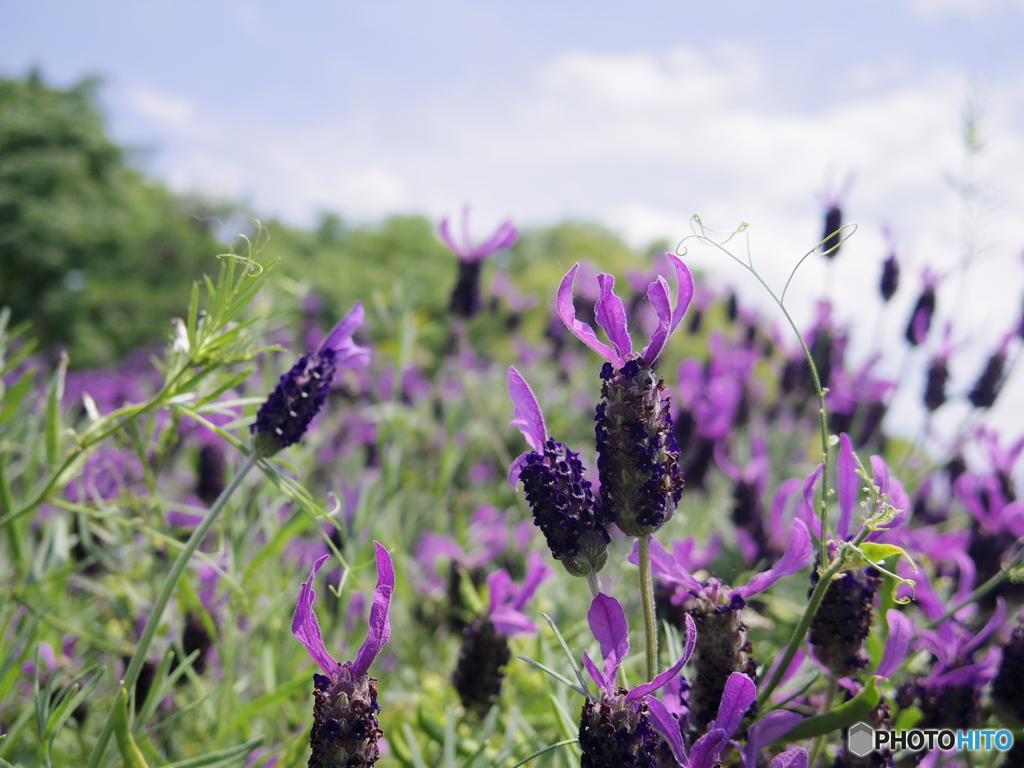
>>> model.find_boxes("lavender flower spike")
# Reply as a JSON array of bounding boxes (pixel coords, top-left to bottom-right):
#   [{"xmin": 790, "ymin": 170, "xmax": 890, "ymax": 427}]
[
  {"xmin": 440, "ymin": 207, "xmax": 518, "ymax": 317},
  {"xmin": 253, "ymin": 302, "xmax": 369, "ymax": 457},
  {"xmin": 578, "ymin": 593, "xmax": 696, "ymax": 768},
  {"xmin": 559, "ymin": 254, "xmax": 693, "ymax": 536},
  {"xmin": 508, "ymin": 366, "xmax": 611, "ymax": 576},
  {"xmin": 293, "ymin": 542, "xmax": 394, "ymax": 768}
]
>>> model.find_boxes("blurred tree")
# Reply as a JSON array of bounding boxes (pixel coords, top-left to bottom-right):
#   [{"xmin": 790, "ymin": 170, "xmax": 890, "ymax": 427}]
[{"xmin": 0, "ymin": 70, "xmax": 230, "ymax": 367}]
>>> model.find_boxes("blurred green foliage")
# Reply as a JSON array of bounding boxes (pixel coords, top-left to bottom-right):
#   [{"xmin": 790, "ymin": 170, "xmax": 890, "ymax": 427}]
[
  {"xmin": 0, "ymin": 70, "xmax": 662, "ymax": 372},
  {"xmin": 0, "ymin": 71, "xmax": 229, "ymax": 368}
]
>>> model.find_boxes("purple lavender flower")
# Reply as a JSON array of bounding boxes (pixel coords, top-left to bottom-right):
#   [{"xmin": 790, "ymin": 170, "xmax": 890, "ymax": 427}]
[
  {"xmin": 578, "ymin": 593, "xmax": 696, "ymax": 768},
  {"xmin": 507, "ymin": 366, "xmax": 611, "ymax": 576},
  {"xmin": 904, "ymin": 268, "xmax": 940, "ymax": 346},
  {"xmin": 899, "ymin": 598, "xmax": 1006, "ymax": 730},
  {"xmin": 452, "ymin": 553, "xmax": 551, "ymax": 716},
  {"xmin": 879, "ymin": 228, "xmax": 900, "ymax": 302},
  {"xmin": 558, "ymin": 254, "xmax": 693, "ymax": 536},
  {"xmin": 292, "ymin": 543, "xmax": 394, "ymax": 768},
  {"xmin": 800, "ymin": 438, "xmax": 910, "ymax": 677},
  {"xmin": 968, "ymin": 332, "xmax": 1013, "ymax": 409},
  {"xmin": 439, "ymin": 207, "xmax": 518, "ymax": 318},
  {"xmin": 252, "ymin": 303, "xmax": 369, "ymax": 457},
  {"xmin": 819, "ymin": 177, "xmax": 852, "ymax": 259},
  {"xmin": 655, "ymin": 669, "xmax": 807, "ymax": 768},
  {"xmin": 629, "ymin": 519, "xmax": 812, "ymax": 728}
]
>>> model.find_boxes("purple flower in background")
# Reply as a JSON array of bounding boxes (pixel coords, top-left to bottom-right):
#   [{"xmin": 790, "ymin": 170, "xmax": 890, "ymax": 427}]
[
  {"xmin": 801, "ymin": 437, "xmax": 910, "ymax": 677},
  {"xmin": 252, "ymin": 302, "xmax": 369, "ymax": 457},
  {"xmin": 578, "ymin": 593, "xmax": 696, "ymax": 768},
  {"xmin": 629, "ymin": 519, "xmax": 812, "ymax": 727},
  {"xmin": 818, "ymin": 174, "xmax": 853, "ymax": 259},
  {"xmin": 507, "ymin": 366, "xmax": 611, "ymax": 576},
  {"xmin": 905, "ymin": 268, "xmax": 940, "ymax": 346},
  {"xmin": 453, "ymin": 553, "xmax": 552, "ymax": 716},
  {"xmin": 292, "ymin": 543, "xmax": 394, "ymax": 767},
  {"xmin": 654, "ymin": 666, "xmax": 807, "ymax": 768},
  {"xmin": 558, "ymin": 253, "xmax": 693, "ymax": 536},
  {"xmin": 439, "ymin": 207, "xmax": 518, "ymax": 317}
]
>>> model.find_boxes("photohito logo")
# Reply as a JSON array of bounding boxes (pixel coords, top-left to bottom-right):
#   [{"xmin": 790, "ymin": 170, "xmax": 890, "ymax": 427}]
[{"xmin": 847, "ymin": 723, "xmax": 1015, "ymax": 757}]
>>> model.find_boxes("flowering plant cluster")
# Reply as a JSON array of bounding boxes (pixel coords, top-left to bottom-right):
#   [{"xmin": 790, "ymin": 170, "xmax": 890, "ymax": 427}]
[{"xmin": 3, "ymin": 194, "xmax": 1024, "ymax": 768}]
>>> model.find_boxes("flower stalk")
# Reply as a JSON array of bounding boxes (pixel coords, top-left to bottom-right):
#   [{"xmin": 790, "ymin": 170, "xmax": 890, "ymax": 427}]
[{"xmin": 637, "ymin": 534, "xmax": 658, "ymax": 683}]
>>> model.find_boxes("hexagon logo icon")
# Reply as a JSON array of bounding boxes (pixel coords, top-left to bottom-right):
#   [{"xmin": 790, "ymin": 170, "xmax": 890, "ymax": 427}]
[{"xmin": 848, "ymin": 722, "xmax": 875, "ymax": 758}]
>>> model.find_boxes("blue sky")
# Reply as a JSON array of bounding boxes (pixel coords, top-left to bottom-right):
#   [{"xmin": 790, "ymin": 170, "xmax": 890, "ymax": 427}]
[{"xmin": 4, "ymin": 0, "xmax": 1024, "ymax": 441}]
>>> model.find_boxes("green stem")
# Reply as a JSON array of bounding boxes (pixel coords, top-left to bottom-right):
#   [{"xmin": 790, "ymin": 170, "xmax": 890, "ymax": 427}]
[
  {"xmin": 756, "ymin": 556, "xmax": 842, "ymax": 709},
  {"xmin": 638, "ymin": 534, "xmax": 658, "ymax": 683},
  {"xmin": 86, "ymin": 451, "xmax": 259, "ymax": 768},
  {"xmin": 585, "ymin": 571, "xmax": 602, "ymax": 600},
  {"xmin": 925, "ymin": 544, "xmax": 1024, "ymax": 630},
  {"xmin": 807, "ymin": 676, "xmax": 839, "ymax": 767}
]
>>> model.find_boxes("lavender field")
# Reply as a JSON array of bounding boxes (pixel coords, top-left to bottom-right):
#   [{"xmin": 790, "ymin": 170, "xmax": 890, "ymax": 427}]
[
  {"xmin": 1, "ymin": 168, "xmax": 1023, "ymax": 768},
  {"xmin": 1, "ymin": 4, "xmax": 1024, "ymax": 753}
]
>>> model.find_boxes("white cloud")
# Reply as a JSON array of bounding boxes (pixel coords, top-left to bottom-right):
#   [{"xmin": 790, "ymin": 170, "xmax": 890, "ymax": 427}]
[{"xmin": 125, "ymin": 86, "xmax": 195, "ymax": 127}]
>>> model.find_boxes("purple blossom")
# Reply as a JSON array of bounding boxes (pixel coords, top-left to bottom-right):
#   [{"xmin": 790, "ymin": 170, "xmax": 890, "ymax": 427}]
[
  {"xmin": 507, "ymin": 366, "xmax": 610, "ymax": 575},
  {"xmin": 632, "ymin": 521, "xmax": 812, "ymax": 726},
  {"xmin": 292, "ymin": 542, "xmax": 393, "ymax": 681},
  {"xmin": 452, "ymin": 553, "xmax": 551, "ymax": 716},
  {"xmin": 438, "ymin": 207, "xmax": 518, "ymax": 263},
  {"xmin": 656, "ymin": 669, "xmax": 807, "ymax": 768},
  {"xmin": 487, "ymin": 551, "xmax": 552, "ymax": 636},
  {"xmin": 630, "ymin": 519, "xmax": 813, "ymax": 607},
  {"xmin": 578, "ymin": 593, "xmax": 696, "ymax": 767},
  {"xmin": 439, "ymin": 207, "xmax": 517, "ymax": 318},
  {"xmin": 292, "ymin": 543, "xmax": 394, "ymax": 767},
  {"xmin": 800, "ymin": 435, "xmax": 909, "ymax": 545},
  {"xmin": 557, "ymin": 253, "xmax": 693, "ymax": 368},
  {"xmin": 252, "ymin": 303, "xmax": 369, "ymax": 457}
]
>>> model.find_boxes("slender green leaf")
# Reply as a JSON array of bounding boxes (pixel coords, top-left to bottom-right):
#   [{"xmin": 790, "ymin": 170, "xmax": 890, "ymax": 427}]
[
  {"xmin": 782, "ymin": 677, "xmax": 881, "ymax": 741},
  {"xmin": 163, "ymin": 738, "xmax": 263, "ymax": 768}
]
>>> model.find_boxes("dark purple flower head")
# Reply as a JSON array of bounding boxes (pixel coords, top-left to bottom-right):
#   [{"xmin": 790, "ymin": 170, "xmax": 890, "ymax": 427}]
[
  {"xmin": 818, "ymin": 175, "xmax": 853, "ymax": 259},
  {"xmin": 968, "ymin": 332, "xmax": 1013, "ymax": 409},
  {"xmin": 992, "ymin": 612, "xmax": 1024, "ymax": 728},
  {"xmin": 578, "ymin": 593, "xmax": 696, "ymax": 768},
  {"xmin": 252, "ymin": 303, "xmax": 369, "ymax": 457},
  {"xmin": 292, "ymin": 543, "xmax": 393, "ymax": 767},
  {"xmin": 452, "ymin": 553, "xmax": 551, "ymax": 716},
  {"xmin": 879, "ymin": 228, "xmax": 900, "ymax": 302},
  {"xmin": 905, "ymin": 268, "xmax": 941, "ymax": 346},
  {"xmin": 508, "ymin": 366, "xmax": 611, "ymax": 576},
  {"xmin": 555, "ymin": 255, "xmax": 693, "ymax": 537}
]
